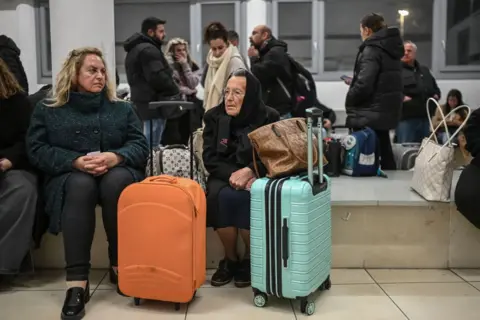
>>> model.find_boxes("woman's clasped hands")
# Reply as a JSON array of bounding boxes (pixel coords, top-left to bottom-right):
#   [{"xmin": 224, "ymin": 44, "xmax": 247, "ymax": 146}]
[
  {"xmin": 229, "ymin": 167, "xmax": 256, "ymax": 191},
  {"xmin": 73, "ymin": 152, "xmax": 123, "ymax": 176}
]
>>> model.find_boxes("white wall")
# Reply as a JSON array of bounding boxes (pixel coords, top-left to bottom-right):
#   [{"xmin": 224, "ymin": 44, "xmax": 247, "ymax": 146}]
[
  {"xmin": 2, "ymin": 0, "xmax": 480, "ymax": 109},
  {"xmin": 0, "ymin": 0, "xmax": 39, "ymax": 94}
]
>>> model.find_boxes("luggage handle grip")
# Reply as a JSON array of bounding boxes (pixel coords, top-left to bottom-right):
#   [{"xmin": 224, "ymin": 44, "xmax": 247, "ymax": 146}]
[
  {"xmin": 306, "ymin": 107, "xmax": 323, "ymax": 186},
  {"xmin": 282, "ymin": 218, "xmax": 289, "ymax": 268},
  {"xmin": 145, "ymin": 175, "xmax": 178, "ymax": 184}
]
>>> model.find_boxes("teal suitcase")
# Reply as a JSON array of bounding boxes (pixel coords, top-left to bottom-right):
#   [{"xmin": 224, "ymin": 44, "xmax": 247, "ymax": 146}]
[{"xmin": 250, "ymin": 108, "xmax": 332, "ymax": 316}]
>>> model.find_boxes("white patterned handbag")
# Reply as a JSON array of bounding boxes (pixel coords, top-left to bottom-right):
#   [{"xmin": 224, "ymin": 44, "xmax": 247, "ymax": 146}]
[
  {"xmin": 411, "ymin": 98, "xmax": 471, "ymax": 202},
  {"xmin": 146, "ymin": 144, "xmax": 206, "ymax": 190}
]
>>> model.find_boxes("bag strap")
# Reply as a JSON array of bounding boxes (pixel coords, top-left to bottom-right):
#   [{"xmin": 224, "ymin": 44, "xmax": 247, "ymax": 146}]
[
  {"xmin": 276, "ymin": 77, "xmax": 291, "ymax": 100},
  {"xmin": 426, "ymin": 98, "xmax": 449, "ymax": 144},
  {"xmin": 419, "ymin": 103, "xmax": 471, "ymax": 161}
]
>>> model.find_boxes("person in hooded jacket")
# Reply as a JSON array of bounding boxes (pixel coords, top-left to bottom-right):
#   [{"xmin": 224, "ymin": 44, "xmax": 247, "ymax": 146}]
[
  {"xmin": 124, "ymin": 17, "xmax": 179, "ymax": 147},
  {"xmin": 0, "ymin": 35, "xmax": 29, "ymax": 93},
  {"xmin": 455, "ymin": 107, "xmax": 480, "ymax": 228},
  {"xmin": 248, "ymin": 25, "xmax": 293, "ymax": 118},
  {"xmin": 344, "ymin": 13, "xmax": 404, "ymax": 170},
  {"xmin": 203, "ymin": 69, "xmax": 279, "ymax": 288}
]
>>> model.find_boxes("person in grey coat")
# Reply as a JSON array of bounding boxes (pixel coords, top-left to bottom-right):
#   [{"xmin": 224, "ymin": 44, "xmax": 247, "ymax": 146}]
[{"xmin": 0, "ymin": 58, "xmax": 36, "ymax": 283}]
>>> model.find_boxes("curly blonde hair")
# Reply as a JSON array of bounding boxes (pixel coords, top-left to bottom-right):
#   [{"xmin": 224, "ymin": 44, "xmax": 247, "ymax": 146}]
[
  {"xmin": 0, "ymin": 57, "xmax": 23, "ymax": 100},
  {"xmin": 47, "ymin": 47, "xmax": 116, "ymax": 107}
]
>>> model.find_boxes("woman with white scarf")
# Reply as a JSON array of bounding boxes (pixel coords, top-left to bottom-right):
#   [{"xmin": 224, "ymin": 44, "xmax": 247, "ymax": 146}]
[
  {"xmin": 194, "ymin": 22, "xmax": 246, "ymax": 175},
  {"xmin": 202, "ymin": 22, "xmax": 246, "ymax": 111}
]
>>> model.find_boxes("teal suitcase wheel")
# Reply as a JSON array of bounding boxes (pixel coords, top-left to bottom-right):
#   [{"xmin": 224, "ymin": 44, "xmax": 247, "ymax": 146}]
[
  {"xmin": 300, "ymin": 299, "xmax": 315, "ymax": 316},
  {"xmin": 253, "ymin": 293, "xmax": 268, "ymax": 308},
  {"xmin": 320, "ymin": 275, "xmax": 332, "ymax": 291}
]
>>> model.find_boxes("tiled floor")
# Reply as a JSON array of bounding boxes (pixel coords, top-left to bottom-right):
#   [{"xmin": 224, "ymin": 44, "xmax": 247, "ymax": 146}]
[{"xmin": 2, "ymin": 269, "xmax": 480, "ymax": 319}]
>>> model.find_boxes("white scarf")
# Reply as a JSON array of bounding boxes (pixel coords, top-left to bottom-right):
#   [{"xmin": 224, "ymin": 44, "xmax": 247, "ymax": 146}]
[{"xmin": 203, "ymin": 45, "xmax": 239, "ymax": 112}]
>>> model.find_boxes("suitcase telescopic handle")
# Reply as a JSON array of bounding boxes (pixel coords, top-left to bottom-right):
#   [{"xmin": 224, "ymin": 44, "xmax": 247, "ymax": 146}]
[{"xmin": 305, "ymin": 107, "xmax": 324, "ymax": 186}]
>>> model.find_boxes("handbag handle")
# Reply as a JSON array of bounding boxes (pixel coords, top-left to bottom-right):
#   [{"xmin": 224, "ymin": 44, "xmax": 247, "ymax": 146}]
[
  {"xmin": 426, "ymin": 98, "xmax": 449, "ymax": 144},
  {"xmin": 419, "ymin": 103, "xmax": 471, "ymax": 161}
]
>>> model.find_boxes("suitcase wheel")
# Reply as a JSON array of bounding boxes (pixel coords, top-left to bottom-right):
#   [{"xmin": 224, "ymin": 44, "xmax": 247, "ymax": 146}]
[
  {"xmin": 253, "ymin": 292, "xmax": 268, "ymax": 308},
  {"xmin": 300, "ymin": 299, "xmax": 315, "ymax": 316},
  {"xmin": 320, "ymin": 275, "xmax": 332, "ymax": 291},
  {"xmin": 133, "ymin": 298, "xmax": 141, "ymax": 306},
  {"xmin": 174, "ymin": 303, "xmax": 181, "ymax": 311}
]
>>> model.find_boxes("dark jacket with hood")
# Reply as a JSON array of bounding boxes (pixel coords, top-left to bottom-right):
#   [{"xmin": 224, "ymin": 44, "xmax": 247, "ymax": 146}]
[
  {"xmin": 345, "ymin": 27, "xmax": 404, "ymax": 130},
  {"xmin": 124, "ymin": 32, "xmax": 179, "ymax": 120},
  {"xmin": 0, "ymin": 93, "xmax": 33, "ymax": 171},
  {"xmin": 250, "ymin": 37, "xmax": 293, "ymax": 116},
  {"xmin": 455, "ymin": 108, "xmax": 480, "ymax": 228},
  {"xmin": 401, "ymin": 60, "xmax": 441, "ymax": 120},
  {"xmin": 203, "ymin": 70, "xmax": 280, "ymax": 227},
  {"xmin": 0, "ymin": 35, "xmax": 29, "ymax": 93}
]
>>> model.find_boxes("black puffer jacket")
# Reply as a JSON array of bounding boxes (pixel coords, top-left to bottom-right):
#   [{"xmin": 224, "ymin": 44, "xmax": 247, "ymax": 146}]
[
  {"xmin": 454, "ymin": 108, "xmax": 480, "ymax": 228},
  {"xmin": 0, "ymin": 35, "xmax": 29, "ymax": 93},
  {"xmin": 250, "ymin": 37, "xmax": 293, "ymax": 116},
  {"xmin": 345, "ymin": 27, "xmax": 404, "ymax": 130},
  {"xmin": 401, "ymin": 61, "xmax": 440, "ymax": 120},
  {"xmin": 124, "ymin": 33, "xmax": 179, "ymax": 120}
]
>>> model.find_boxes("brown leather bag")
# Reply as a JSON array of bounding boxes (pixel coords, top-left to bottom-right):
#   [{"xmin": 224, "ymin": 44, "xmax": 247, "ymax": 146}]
[{"xmin": 248, "ymin": 118, "xmax": 327, "ymax": 178}]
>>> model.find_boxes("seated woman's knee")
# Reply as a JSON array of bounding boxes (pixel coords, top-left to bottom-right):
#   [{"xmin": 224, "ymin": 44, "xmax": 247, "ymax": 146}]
[
  {"xmin": 66, "ymin": 172, "xmax": 97, "ymax": 193},
  {"xmin": 101, "ymin": 167, "xmax": 135, "ymax": 187},
  {"xmin": 3, "ymin": 170, "xmax": 38, "ymax": 201}
]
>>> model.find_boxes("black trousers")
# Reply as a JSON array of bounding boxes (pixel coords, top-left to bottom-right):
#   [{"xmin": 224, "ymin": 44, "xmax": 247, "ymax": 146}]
[
  {"xmin": 62, "ymin": 167, "xmax": 135, "ymax": 281},
  {"xmin": 374, "ymin": 129, "xmax": 396, "ymax": 170}
]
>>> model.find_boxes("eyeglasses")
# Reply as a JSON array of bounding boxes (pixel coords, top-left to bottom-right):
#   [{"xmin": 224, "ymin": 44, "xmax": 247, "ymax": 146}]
[{"xmin": 223, "ymin": 89, "xmax": 245, "ymax": 99}]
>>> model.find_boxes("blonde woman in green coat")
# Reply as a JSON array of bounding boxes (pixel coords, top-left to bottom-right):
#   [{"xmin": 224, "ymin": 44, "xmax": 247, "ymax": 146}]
[{"xmin": 26, "ymin": 47, "xmax": 148, "ymax": 320}]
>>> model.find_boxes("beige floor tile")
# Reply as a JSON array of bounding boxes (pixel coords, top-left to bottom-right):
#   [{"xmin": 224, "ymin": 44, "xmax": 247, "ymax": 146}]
[
  {"xmin": 452, "ymin": 269, "xmax": 480, "ymax": 282},
  {"xmin": 295, "ymin": 284, "xmax": 407, "ymax": 320},
  {"xmin": 186, "ymin": 287, "xmax": 295, "ymax": 319},
  {"xmin": 471, "ymin": 282, "xmax": 480, "ymax": 290},
  {"xmin": 367, "ymin": 269, "xmax": 462, "ymax": 284},
  {"xmin": 86, "ymin": 289, "xmax": 187, "ymax": 319},
  {"xmin": 330, "ymin": 269, "xmax": 374, "ymax": 285},
  {"xmin": 8, "ymin": 269, "xmax": 107, "ymax": 291},
  {"xmin": 381, "ymin": 282, "xmax": 480, "ymax": 320},
  {"xmin": 0, "ymin": 290, "xmax": 65, "ymax": 320}
]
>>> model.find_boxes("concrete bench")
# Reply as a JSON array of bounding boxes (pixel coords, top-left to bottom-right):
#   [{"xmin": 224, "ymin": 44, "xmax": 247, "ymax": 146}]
[{"xmin": 34, "ymin": 171, "xmax": 480, "ymax": 269}]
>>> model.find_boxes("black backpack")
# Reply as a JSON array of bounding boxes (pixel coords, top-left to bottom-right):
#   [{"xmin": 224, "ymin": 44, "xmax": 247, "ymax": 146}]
[{"xmin": 277, "ymin": 55, "xmax": 317, "ymax": 117}]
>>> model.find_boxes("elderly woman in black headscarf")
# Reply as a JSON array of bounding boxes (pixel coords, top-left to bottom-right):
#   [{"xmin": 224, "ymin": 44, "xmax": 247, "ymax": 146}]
[{"xmin": 202, "ymin": 69, "xmax": 279, "ymax": 288}]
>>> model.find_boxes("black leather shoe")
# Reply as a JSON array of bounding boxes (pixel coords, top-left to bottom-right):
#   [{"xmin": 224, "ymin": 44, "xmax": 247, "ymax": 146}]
[
  {"xmin": 61, "ymin": 281, "xmax": 90, "ymax": 320},
  {"xmin": 234, "ymin": 259, "xmax": 251, "ymax": 288},
  {"xmin": 110, "ymin": 267, "xmax": 128, "ymax": 297},
  {"xmin": 109, "ymin": 267, "xmax": 117, "ymax": 285},
  {"xmin": 211, "ymin": 259, "xmax": 238, "ymax": 287}
]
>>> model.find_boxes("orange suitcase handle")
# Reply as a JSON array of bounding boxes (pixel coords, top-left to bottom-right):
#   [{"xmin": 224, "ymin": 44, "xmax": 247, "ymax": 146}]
[{"xmin": 145, "ymin": 175, "xmax": 178, "ymax": 184}]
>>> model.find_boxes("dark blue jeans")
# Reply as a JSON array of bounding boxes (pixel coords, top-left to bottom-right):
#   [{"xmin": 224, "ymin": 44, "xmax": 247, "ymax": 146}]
[{"xmin": 395, "ymin": 118, "xmax": 430, "ymax": 143}]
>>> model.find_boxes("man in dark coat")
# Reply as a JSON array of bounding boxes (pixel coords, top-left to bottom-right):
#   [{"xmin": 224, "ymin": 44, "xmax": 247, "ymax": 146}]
[
  {"xmin": 396, "ymin": 40, "xmax": 441, "ymax": 143},
  {"xmin": 0, "ymin": 35, "xmax": 29, "ymax": 93},
  {"xmin": 345, "ymin": 13, "xmax": 404, "ymax": 170},
  {"xmin": 124, "ymin": 17, "xmax": 179, "ymax": 147},
  {"xmin": 248, "ymin": 25, "xmax": 294, "ymax": 118}
]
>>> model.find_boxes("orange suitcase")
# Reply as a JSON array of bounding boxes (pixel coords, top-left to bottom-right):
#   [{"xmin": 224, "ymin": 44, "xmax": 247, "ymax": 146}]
[{"xmin": 118, "ymin": 175, "xmax": 206, "ymax": 310}]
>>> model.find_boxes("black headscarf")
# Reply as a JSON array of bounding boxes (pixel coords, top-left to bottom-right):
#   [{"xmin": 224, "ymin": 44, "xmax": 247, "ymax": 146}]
[{"xmin": 216, "ymin": 69, "xmax": 268, "ymax": 165}]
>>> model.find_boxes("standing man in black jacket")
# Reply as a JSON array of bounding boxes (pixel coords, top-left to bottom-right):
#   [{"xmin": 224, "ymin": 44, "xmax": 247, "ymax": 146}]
[
  {"xmin": 124, "ymin": 17, "xmax": 179, "ymax": 147},
  {"xmin": 345, "ymin": 13, "xmax": 404, "ymax": 170},
  {"xmin": 396, "ymin": 40, "xmax": 441, "ymax": 143},
  {"xmin": 0, "ymin": 35, "xmax": 29, "ymax": 93},
  {"xmin": 248, "ymin": 25, "xmax": 293, "ymax": 118}
]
